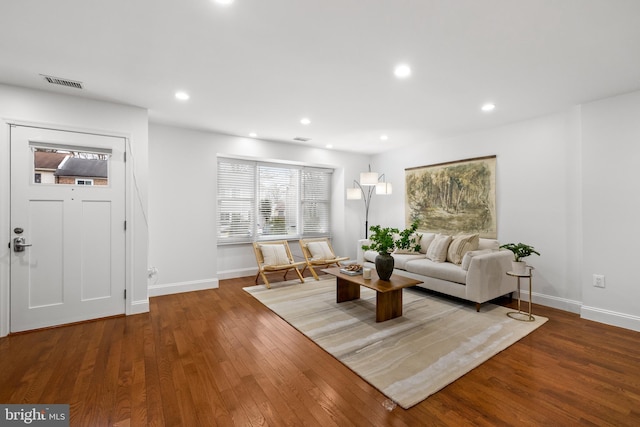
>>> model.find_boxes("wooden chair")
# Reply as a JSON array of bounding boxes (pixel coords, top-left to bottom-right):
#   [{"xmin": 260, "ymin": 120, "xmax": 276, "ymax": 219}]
[
  {"xmin": 299, "ymin": 238, "xmax": 349, "ymax": 280},
  {"xmin": 253, "ymin": 240, "xmax": 306, "ymax": 288}
]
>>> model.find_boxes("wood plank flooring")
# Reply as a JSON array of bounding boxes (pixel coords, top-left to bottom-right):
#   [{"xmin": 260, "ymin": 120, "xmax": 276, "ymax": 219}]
[{"xmin": 1, "ymin": 273, "xmax": 639, "ymax": 426}]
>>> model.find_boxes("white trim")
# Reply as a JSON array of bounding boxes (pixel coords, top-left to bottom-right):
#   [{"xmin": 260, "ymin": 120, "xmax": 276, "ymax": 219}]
[
  {"xmin": 0, "ymin": 120, "xmax": 10, "ymax": 337},
  {"xmin": 148, "ymin": 278, "xmax": 219, "ymax": 297},
  {"xmin": 217, "ymin": 267, "xmax": 258, "ymax": 280},
  {"xmin": 529, "ymin": 291, "xmax": 582, "ymax": 314},
  {"xmin": 581, "ymin": 305, "xmax": 640, "ymax": 332},
  {"xmin": 129, "ymin": 299, "xmax": 150, "ymax": 315}
]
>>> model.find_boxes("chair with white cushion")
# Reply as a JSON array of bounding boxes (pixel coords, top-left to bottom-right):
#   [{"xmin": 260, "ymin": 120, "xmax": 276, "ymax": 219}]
[
  {"xmin": 299, "ymin": 238, "xmax": 349, "ymax": 280},
  {"xmin": 253, "ymin": 240, "xmax": 306, "ymax": 288}
]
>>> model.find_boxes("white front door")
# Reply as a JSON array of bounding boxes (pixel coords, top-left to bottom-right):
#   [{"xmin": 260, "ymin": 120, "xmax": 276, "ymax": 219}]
[{"xmin": 10, "ymin": 125, "xmax": 126, "ymax": 332}]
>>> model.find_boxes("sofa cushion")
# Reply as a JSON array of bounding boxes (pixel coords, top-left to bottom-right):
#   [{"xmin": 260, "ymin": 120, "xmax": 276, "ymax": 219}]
[
  {"xmin": 418, "ymin": 233, "xmax": 436, "ymax": 254},
  {"xmin": 392, "ymin": 253, "xmax": 426, "ymax": 270},
  {"xmin": 478, "ymin": 238, "xmax": 500, "ymax": 250},
  {"xmin": 461, "ymin": 248, "xmax": 495, "ymax": 271},
  {"xmin": 405, "ymin": 258, "xmax": 467, "ymax": 285},
  {"xmin": 364, "ymin": 250, "xmax": 378, "ymax": 263},
  {"xmin": 426, "ymin": 234, "xmax": 452, "ymax": 262},
  {"xmin": 447, "ymin": 233, "xmax": 480, "ymax": 264}
]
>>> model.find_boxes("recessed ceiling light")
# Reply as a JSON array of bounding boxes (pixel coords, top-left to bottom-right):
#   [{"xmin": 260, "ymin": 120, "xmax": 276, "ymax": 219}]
[
  {"xmin": 394, "ymin": 64, "xmax": 412, "ymax": 79},
  {"xmin": 326, "ymin": 144, "xmax": 333, "ymax": 149},
  {"xmin": 175, "ymin": 91, "xmax": 190, "ymax": 101},
  {"xmin": 481, "ymin": 103, "xmax": 496, "ymax": 112},
  {"xmin": 249, "ymin": 132, "xmax": 258, "ymax": 138},
  {"xmin": 380, "ymin": 134, "xmax": 389, "ymax": 141},
  {"xmin": 300, "ymin": 118, "xmax": 311, "ymax": 125},
  {"xmin": 214, "ymin": 0, "xmax": 234, "ymax": 5}
]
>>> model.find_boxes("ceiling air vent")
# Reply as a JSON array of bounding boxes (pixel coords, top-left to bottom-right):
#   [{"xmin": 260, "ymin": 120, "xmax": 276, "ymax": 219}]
[
  {"xmin": 293, "ymin": 137, "xmax": 311, "ymax": 142},
  {"xmin": 41, "ymin": 74, "xmax": 83, "ymax": 89}
]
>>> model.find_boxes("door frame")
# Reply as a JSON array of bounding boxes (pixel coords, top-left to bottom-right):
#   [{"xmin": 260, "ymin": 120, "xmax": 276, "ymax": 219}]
[{"xmin": 0, "ymin": 119, "xmax": 136, "ymax": 336}]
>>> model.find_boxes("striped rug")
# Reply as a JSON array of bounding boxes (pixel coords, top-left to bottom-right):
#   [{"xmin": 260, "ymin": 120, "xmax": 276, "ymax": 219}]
[{"xmin": 244, "ymin": 277, "xmax": 547, "ymax": 409}]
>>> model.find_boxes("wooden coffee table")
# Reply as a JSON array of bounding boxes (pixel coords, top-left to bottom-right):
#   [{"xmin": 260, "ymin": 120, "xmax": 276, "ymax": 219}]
[{"xmin": 322, "ymin": 267, "xmax": 422, "ymax": 322}]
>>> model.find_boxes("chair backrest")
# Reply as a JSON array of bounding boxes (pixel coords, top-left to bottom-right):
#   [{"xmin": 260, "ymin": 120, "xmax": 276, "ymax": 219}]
[
  {"xmin": 299, "ymin": 238, "xmax": 336, "ymax": 261},
  {"xmin": 253, "ymin": 240, "xmax": 295, "ymax": 266}
]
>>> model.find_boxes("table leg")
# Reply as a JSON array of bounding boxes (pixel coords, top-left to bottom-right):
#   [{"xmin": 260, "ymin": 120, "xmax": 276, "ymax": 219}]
[
  {"xmin": 507, "ymin": 276, "xmax": 535, "ymax": 321},
  {"xmin": 376, "ymin": 289, "xmax": 403, "ymax": 322},
  {"xmin": 336, "ymin": 277, "xmax": 360, "ymax": 303}
]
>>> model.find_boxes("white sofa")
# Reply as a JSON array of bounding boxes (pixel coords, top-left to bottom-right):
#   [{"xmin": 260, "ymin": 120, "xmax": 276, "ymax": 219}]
[{"xmin": 357, "ymin": 233, "xmax": 517, "ymax": 311}]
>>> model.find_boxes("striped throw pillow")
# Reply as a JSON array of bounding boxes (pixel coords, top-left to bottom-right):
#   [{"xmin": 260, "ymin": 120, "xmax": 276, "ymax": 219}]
[
  {"xmin": 426, "ymin": 234, "xmax": 452, "ymax": 263},
  {"xmin": 447, "ymin": 233, "xmax": 480, "ymax": 265}
]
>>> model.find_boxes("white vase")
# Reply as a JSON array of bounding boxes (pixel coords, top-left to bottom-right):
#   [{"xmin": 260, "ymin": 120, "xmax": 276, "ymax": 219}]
[{"xmin": 511, "ymin": 261, "xmax": 528, "ymax": 275}]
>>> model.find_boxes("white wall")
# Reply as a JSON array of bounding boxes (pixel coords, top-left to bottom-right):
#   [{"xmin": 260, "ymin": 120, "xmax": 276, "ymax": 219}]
[
  {"xmin": 0, "ymin": 84, "xmax": 149, "ymax": 336},
  {"xmin": 369, "ymin": 91, "xmax": 640, "ymax": 331},
  {"xmin": 148, "ymin": 123, "xmax": 370, "ymax": 290},
  {"xmin": 581, "ymin": 90, "xmax": 640, "ymax": 331},
  {"xmin": 370, "ymin": 110, "xmax": 584, "ymax": 315}
]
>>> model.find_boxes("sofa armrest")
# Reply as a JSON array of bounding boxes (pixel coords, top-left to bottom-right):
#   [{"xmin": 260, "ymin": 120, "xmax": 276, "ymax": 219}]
[
  {"xmin": 465, "ymin": 250, "xmax": 516, "ymax": 303},
  {"xmin": 357, "ymin": 239, "xmax": 371, "ymax": 264}
]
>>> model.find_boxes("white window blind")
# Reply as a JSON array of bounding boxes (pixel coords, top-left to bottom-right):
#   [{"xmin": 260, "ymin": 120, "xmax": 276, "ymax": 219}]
[
  {"xmin": 218, "ymin": 159, "xmax": 255, "ymax": 242},
  {"xmin": 217, "ymin": 157, "xmax": 333, "ymax": 244},
  {"xmin": 302, "ymin": 168, "xmax": 331, "ymax": 235}
]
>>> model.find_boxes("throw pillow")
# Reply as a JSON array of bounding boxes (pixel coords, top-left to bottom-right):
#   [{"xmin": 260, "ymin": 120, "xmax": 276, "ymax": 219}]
[
  {"xmin": 307, "ymin": 241, "xmax": 334, "ymax": 260},
  {"xmin": 419, "ymin": 233, "xmax": 436, "ymax": 254},
  {"xmin": 394, "ymin": 233, "xmax": 423, "ymax": 254},
  {"xmin": 260, "ymin": 244, "xmax": 291, "ymax": 265},
  {"xmin": 426, "ymin": 234, "xmax": 452, "ymax": 263},
  {"xmin": 447, "ymin": 233, "xmax": 480, "ymax": 265},
  {"xmin": 461, "ymin": 248, "xmax": 495, "ymax": 271}
]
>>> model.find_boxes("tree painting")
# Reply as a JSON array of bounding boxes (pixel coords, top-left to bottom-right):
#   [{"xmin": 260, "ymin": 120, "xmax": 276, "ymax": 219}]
[{"xmin": 405, "ymin": 156, "xmax": 497, "ymax": 238}]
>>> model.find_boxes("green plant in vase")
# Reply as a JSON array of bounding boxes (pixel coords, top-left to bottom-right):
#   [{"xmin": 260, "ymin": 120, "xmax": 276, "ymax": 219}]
[
  {"xmin": 362, "ymin": 221, "xmax": 420, "ymax": 280},
  {"xmin": 500, "ymin": 242, "xmax": 540, "ymax": 274}
]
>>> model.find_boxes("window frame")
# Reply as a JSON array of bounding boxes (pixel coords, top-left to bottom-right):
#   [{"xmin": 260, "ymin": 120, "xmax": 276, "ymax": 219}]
[{"xmin": 217, "ymin": 157, "xmax": 333, "ymax": 245}]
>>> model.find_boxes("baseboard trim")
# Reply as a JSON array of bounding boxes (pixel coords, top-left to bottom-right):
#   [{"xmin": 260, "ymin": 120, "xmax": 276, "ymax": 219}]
[
  {"xmin": 128, "ymin": 299, "xmax": 150, "ymax": 315},
  {"xmin": 530, "ymin": 292, "xmax": 582, "ymax": 314},
  {"xmin": 148, "ymin": 278, "xmax": 219, "ymax": 297},
  {"xmin": 581, "ymin": 305, "xmax": 640, "ymax": 332},
  {"xmin": 217, "ymin": 268, "xmax": 257, "ymax": 280}
]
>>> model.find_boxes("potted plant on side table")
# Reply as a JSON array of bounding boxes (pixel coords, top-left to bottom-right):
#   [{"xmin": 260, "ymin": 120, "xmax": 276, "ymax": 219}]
[
  {"xmin": 362, "ymin": 221, "xmax": 420, "ymax": 281},
  {"xmin": 500, "ymin": 242, "xmax": 540, "ymax": 275}
]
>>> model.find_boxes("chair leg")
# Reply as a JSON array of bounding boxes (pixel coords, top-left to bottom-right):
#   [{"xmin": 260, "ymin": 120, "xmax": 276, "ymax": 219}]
[
  {"xmin": 259, "ymin": 271, "xmax": 271, "ymax": 289},
  {"xmin": 295, "ymin": 267, "xmax": 305, "ymax": 283},
  {"xmin": 309, "ymin": 265, "xmax": 320, "ymax": 280}
]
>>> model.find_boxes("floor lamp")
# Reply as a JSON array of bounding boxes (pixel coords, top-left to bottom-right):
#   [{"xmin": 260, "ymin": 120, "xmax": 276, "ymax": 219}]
[{"xmin": 346, "ymin": 167, "xmax": 392, "ymax": 238}]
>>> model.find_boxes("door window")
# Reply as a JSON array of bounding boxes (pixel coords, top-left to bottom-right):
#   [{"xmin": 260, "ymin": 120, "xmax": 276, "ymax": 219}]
[{"xmin": 31, "ymin": 143, "xmax": 111, "ymax": 186}]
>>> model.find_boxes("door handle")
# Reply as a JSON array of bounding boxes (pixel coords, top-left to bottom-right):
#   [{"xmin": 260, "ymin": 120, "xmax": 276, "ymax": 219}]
[{"xmin": 13, "ymin": 237, "xmax": 32, "ymax": 252}]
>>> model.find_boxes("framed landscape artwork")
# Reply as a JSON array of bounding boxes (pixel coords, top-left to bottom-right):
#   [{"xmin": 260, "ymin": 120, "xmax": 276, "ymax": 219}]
[{"xmin": 405, "ymin": 155, "xmax": 497, "ymax": 238}]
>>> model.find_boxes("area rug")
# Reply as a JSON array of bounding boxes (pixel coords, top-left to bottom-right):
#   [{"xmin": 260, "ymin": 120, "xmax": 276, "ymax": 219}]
[{"xmin": 244, "ymin": 277, "xmax": 547, "ymax": 409}]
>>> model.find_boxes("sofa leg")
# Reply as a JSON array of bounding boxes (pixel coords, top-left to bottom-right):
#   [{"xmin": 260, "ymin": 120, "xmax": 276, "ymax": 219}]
[{"xmin": 475, "ymin": 303, "xmax": 481, "ymax": 312}]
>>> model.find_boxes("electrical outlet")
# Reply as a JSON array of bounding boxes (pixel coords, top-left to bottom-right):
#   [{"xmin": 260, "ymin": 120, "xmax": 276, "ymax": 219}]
[{"xmin": 593, "ymin": 274, "xmax": 605, "ymax": 288}]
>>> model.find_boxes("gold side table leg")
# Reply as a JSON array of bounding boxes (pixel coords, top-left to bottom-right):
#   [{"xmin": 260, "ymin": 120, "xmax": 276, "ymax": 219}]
[{"xmin": 507, "ymin": 273, "xmax": 535, "ymax": 322}]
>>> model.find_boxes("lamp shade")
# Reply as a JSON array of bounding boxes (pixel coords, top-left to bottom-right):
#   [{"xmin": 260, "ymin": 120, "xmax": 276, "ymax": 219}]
[
  {"xmin": 360, "ymin": 172, "xmax": 379, "ymax": 186},
  {"xmin": 376, "ymin": 182, "xmax": 393, "ymax": 195},
  {"xmin": 346, "ymin": 187, "xmax": 362, "ymax": 199}
]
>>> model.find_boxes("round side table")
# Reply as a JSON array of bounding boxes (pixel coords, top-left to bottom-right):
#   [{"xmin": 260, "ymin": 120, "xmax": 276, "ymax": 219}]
[{"xmin": 506, "ymin": 268, "xmax": 535, "ymax": 321}]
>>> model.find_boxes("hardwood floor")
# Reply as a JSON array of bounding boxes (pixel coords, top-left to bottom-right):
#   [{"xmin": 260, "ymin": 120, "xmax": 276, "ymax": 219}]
[{"xmin": 1, "ymin": 274, "xmax": 639, "ymax": 426}]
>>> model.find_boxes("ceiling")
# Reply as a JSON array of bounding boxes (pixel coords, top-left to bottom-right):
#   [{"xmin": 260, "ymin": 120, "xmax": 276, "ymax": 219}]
[{"xmin": 2, "ymin": 0, "xmax": 640, "ymax": 154}]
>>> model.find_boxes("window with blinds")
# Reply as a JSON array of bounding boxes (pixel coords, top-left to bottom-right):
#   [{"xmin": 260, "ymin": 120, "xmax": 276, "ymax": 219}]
[{"xmin": 217, "ymin": 157, "xmax": 333, "ymax": 243}]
